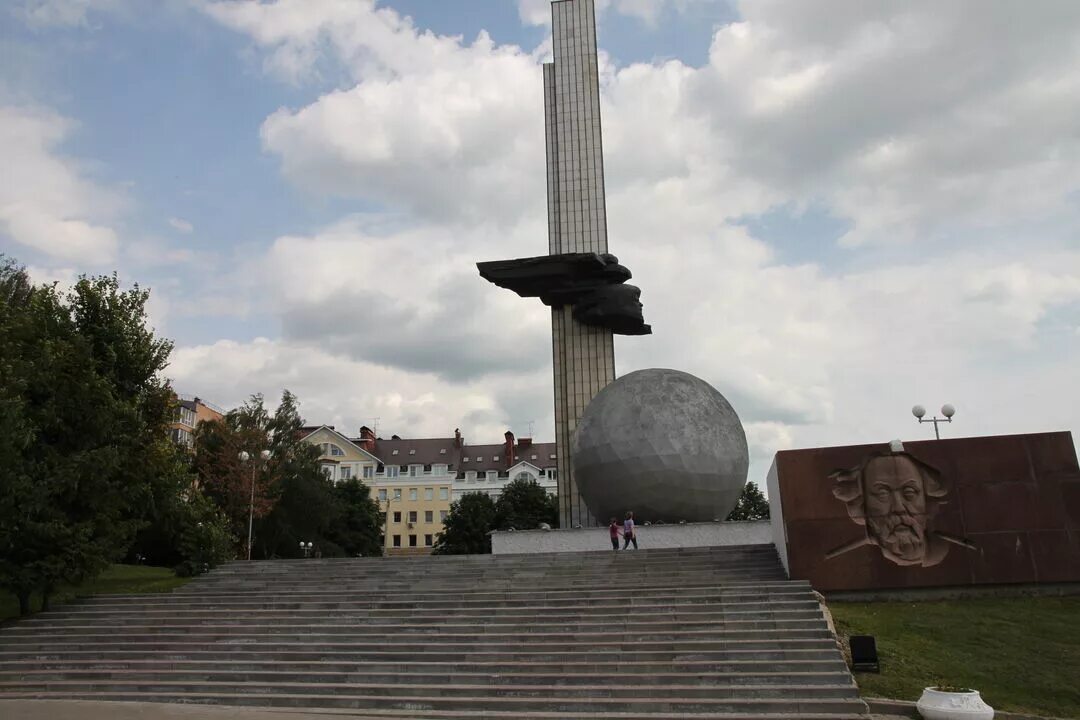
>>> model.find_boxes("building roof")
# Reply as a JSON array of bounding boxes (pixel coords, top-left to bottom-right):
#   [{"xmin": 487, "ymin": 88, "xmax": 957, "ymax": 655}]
[{"xmin": 356, "ymin": 437, "xmax": 462, "ymax": 469}]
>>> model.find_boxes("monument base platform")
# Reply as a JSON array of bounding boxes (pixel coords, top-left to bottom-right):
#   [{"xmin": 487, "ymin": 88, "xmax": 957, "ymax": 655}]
[{"xmin": 490, "ymin": 520, "xmax": 771, "ymax": 555}]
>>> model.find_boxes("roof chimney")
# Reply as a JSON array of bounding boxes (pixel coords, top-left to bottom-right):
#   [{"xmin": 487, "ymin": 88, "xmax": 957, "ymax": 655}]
[
  {"xmin": 358, "ymin": 425, "xmax": 376, "ymax": 453},
  {"xmin": 454, "ymin": 428, "xmax": 462, "ymax": 448},
  {"xmin": 504, "ymin": 430, "xmax": 515, "ymax": 468}
]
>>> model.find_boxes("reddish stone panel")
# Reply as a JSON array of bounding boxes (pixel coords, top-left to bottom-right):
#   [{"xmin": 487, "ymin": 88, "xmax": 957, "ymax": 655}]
[{"xmin": 776, "ymin": 431, "xmax": 1080, "ymax": 591}]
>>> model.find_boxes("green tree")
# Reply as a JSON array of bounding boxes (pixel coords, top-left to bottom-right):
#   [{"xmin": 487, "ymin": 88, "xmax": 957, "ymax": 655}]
[
  {"xmin": 194, "ymin": 390, "xmax": 349, "ymax": 559},
  {"xmin": 726, "ymin": 481, "xmax": 770, "ymax": 521},
  {"xmin": 0, "ymin": 260, "xmax": 176, "ymax": 614},
  {"xmin": 324, "ymin": 478, "xmax": 384, "ymax": 557},
  {"xmin": 433, "ymin": 492, "xmax": 498, "ymax": 555},
  {"xmin": 495, "ymin": 478, "xmax": 558, "ymax": 530}
]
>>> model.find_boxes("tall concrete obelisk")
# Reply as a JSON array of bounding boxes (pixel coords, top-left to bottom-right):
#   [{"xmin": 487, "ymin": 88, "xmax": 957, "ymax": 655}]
[{"xmin": 545, "ymin": 0, "xmax": 612, "ymax": 528}]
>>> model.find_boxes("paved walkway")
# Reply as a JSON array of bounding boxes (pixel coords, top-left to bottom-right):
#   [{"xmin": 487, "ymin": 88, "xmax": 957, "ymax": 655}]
[{"xmin": 0, "ymin": 700, "xmax": 392, "ymax": 719}]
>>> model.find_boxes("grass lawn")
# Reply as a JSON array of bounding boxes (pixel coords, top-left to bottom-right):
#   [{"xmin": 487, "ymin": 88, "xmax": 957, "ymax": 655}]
[
  {"xmin": 1, "ymin": 564, "xmax": 190, "ymax": 623},
  {"xmin": 830, "ymin": 596, "xmax": 1080, "ymax": 718}
]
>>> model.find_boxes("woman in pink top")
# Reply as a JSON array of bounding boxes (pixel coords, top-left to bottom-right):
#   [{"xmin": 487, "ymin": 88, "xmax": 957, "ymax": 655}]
[{"xmin": 622, "ymin": 511, "xmax": 638, "ymax": 550}]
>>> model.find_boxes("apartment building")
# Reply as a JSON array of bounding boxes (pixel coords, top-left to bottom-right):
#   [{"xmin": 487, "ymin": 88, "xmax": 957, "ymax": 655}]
[
  {"xmin": 303, "ymin": 426, "xmax": 558, "ymax": 556},
  {"xmin": 170, "ymin": 394, "xmax": 224, "ymax": 448}
]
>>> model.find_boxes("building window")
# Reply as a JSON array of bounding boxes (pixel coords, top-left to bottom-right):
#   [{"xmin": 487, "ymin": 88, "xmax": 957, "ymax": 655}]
[
  {"xmin": 425, "ymin": 510, "xmax": 433, "ymax": 523},
  {"xmin": 439, "ymin": 448, "xmax": 447, "ymax": 455},
  {"xmin": 463, "ymin": 457, "xmax": 469, "ymax": 462},
  {"xmin": 408, "ymin": 511, "xmax": 418, "ymax": 524},
  {"xmin": 549, "ymin": 454, "xmax": 557, "ymax": 460},
  {"xmin": 340, "ymin": 466, "xmax": 352, "ymax": 480},
  {"xmin": 363, "ymin": 466, "xmax": 374, "ymax": 479},
  {"xmin": 493, "ymin": 455, "xmax": 499, "ymax": 461},
  {"xmin": 439, "ymin": 488, "xmax": 449, "ymax": 500},
  {"xmin": 409, "ymin": 535, "xmax": 418, "ymax": 547},
  {"xmin": 409, "ymin": 449, "xmax": 416, "ymax": 455},
  {"xmin": 386, "ymin": 467, "xmax": 399, "ymax": 478},
  {"xmin": 393, "ymin": 489, "xmax": 402, "ymax": 500},
  {"xmin": 550, "ymin": 469, "xmax": 557, "ymax": 479},
  {"xmin": 531, "ymin": 455, "xmax": 537, "ymax": 460},
  {"xmin": 378, "ymin": 489, "xmax": 387, "ymax": 502},
  {"xmin": 476, "ymin": 456, "xmax": 483, "ymax": 462},
  {"xmin": 321, "ymin": 465, "xmax": 335, "ymax": 481},
  {"xmin": 440, "ymin": 510, "xmax": 448, "ymax": 522},
  {"xmin": 318, "ymin": 443, "xmax": 345, "ymax": 457},
  {"xmin": 409, "ymin": 465, "xmax": 418, "ymax": 477},
  {"xmin": 409, "ymin": 488, "xmax": 418, "ymax": 500},
  {"xmin": 486, "ymin": 471, "xmax": 497, "ymax": 481},
  {"xmin": 465, "ymin": 471, "xmax": 476, "ymax": 482},
  {"xmin": 424, "ymin": 488, "xmax": 433, "ymax": 500},
  {"xmin": 393, "ymin": 511, "xmax": 401, "ymax": 523},
  {"xmin": 392, "ymin": 535, "xmax": 401, "ymax": 547},
  {"xmin": 424, "ymin": 534, "xmax": 433, "ymax": 547},
  {"xmin": 400, "ymin": 465, "xmax": 409, "ymax": 475},
  {"xmin": 392, "ymin": 449, "xmax": 399, "ymax": 455},
  {"xmin": 423, "ymin": 464, "xmax": 432, "ymax": 474}
]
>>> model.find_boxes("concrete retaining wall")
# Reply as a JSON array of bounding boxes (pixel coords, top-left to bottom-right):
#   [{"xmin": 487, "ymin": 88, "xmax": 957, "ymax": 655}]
[{"xmin": 490, "ymin": 521, "xmax": 772, "ymax": 555}]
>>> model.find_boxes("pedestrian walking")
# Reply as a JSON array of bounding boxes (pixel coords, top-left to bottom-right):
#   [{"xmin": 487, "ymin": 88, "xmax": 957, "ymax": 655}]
[
  {"xmin": 622, "ymin": 511, "xmax": 638, "ymax": 550},
  {"xmin": 608, "ymin": 518, "xmax": 621, "ymax": 550}
]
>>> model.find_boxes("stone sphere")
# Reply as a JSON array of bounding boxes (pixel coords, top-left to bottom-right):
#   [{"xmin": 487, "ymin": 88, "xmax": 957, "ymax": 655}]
[{"xmin": 572, "ymin": 368, "xmax": 749, "ymax": 523}]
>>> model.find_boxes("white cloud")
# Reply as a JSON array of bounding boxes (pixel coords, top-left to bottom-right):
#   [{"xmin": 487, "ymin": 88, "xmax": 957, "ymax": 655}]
[
  {"xmin": 169, "ymin": 337, "xmax": 554, "ymax": 443},
  {"xmin": 167, "ymin": 217, "xmax": 194, "ymax": 234},
  {"xmin": 201, "ymin": 0, "xmax": 545, "ymax": 223},
  {"xmin": 0, "ymin": 105, "xmax": 122, "ymax": 264}
]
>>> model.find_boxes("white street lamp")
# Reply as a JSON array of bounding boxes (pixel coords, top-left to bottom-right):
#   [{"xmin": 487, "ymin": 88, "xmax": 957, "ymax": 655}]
[
  {"xmin": 912, "ymin": 404, "xmax": 957, "ymax": 440},
  {"xmin": 239, "ymin": 449, "xmax": 272, "ymax": 560}
]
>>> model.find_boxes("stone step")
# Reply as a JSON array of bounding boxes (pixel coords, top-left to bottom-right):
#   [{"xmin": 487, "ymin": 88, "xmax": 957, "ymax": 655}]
[
  {"xmin": 0, "ymin": 690, "xmax": 868, "ymax": 715},
  {"xmin": 0, "ymin": 628, "xmax": 834, "ymax": 647},
  {"xmin": 29, "ymin": 596, "xmax": 818, "ymax": 618},
  {"xmin": 0, "ymin": 699, "xmax": 867, "ymax": 720},
  {"xmin": 81, "ymin": 582, "xmax": 810, "ymax": 604},
  {"xmin": 0, "ymin": 636, "xmax": 838, "ymax": 654},
  {"xmin": 15, "ymin": 606, "xmax": 824, "ymax": 627},
  {"xmin": 0, "ymin": 659, "xmax": 851, "ymax": 675},
  {"xmin": 0, "ymin": 669, "xmax": 855, "ymax": 686},
  {"xmin": 210, "ymin": 545, "xmax": 779, "ymax": 566},
  {"xmin": 1, "ymin": 679, "xmax": 859, "ymax": 700},
  {"xmin": 0, "ymin": 648, "xmax": 843, "ymax": 663},
  {"xmin": 178, "ymin": 577, "xmax": 789, "ymax": 592},
  {"xmin": 6, "ymin": 617, "xmax": 828, "ymax": 636}
]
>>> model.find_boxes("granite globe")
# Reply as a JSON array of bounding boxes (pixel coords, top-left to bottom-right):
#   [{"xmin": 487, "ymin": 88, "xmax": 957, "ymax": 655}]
[{"xmin": 572, "ymin": 368, "xmax": 749, "ymax": 523}]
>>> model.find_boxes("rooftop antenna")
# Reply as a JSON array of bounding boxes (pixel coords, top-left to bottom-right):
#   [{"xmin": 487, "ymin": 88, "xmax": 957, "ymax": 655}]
[{"xmin": 368, "ymin": 417, "xmax": 380, "ymax": 438}]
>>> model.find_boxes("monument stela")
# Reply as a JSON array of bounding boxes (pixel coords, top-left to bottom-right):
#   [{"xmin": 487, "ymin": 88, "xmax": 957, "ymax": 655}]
[{"xmin": 478, "ymin": 0, "xmax": 649, "ymax": 528}]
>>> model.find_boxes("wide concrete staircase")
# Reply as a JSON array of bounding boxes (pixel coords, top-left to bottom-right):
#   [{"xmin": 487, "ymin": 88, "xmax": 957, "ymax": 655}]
[{"xmin": 0, "ymin": 545, "xmax": 868, "ymax": 718}]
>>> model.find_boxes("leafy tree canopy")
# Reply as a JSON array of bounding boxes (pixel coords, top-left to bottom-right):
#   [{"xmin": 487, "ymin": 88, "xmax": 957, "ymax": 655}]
[
  {"xmin": 0, "ymin": 258, "xmax": 176, "ymax": 614},
  {"xmin": 494, "ymin": 478, "xmax": 558, "ymax": 531},
  {"xmin": 433, "ymin": 492, "xmax": 498, "ymax": 555},
  {"xmin": 726, "ymin": 481, "xmax": 770, "ymax": 521}
]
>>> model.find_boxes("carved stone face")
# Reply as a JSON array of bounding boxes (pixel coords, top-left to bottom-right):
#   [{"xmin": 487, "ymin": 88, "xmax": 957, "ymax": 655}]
[{"xmin": 862, "ymin": 455, "xmax": 928, "ymax": 564}]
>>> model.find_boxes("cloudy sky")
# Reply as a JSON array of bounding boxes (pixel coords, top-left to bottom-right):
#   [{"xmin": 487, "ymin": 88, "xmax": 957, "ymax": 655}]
[{"xmin": 3, "ymin": 0, "xmax": 1079, "ymax": 484}]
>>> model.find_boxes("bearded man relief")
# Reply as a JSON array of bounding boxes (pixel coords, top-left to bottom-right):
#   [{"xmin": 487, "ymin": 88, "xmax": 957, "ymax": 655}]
[{"xmin": 826, "ymin": 441, "xmax": 976, "ymax": 567}]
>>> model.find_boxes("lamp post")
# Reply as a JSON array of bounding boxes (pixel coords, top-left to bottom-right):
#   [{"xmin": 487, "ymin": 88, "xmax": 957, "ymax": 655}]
[
  {"xmin": 239, "ymin": 449, "xmax": 272, "ymax": 561},
  {"xmin": 299, "ymin": 541, "xmax": 313, "ymax": 559},
  {"xmin": 912, "ymin": 404, "xmax": 956, "ymax": 440}
]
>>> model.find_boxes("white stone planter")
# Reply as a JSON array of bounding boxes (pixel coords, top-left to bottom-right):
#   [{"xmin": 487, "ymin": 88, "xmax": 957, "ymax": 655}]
[{"xmin": 916, "ymin": 687, "xmax": 994, "ymax": 720}]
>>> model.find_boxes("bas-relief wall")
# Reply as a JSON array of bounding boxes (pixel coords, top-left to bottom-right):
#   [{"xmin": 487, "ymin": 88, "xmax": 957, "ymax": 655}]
[{"xmin": 773, "ymin": 432, "xmax": 1080, "ymax": 592}]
